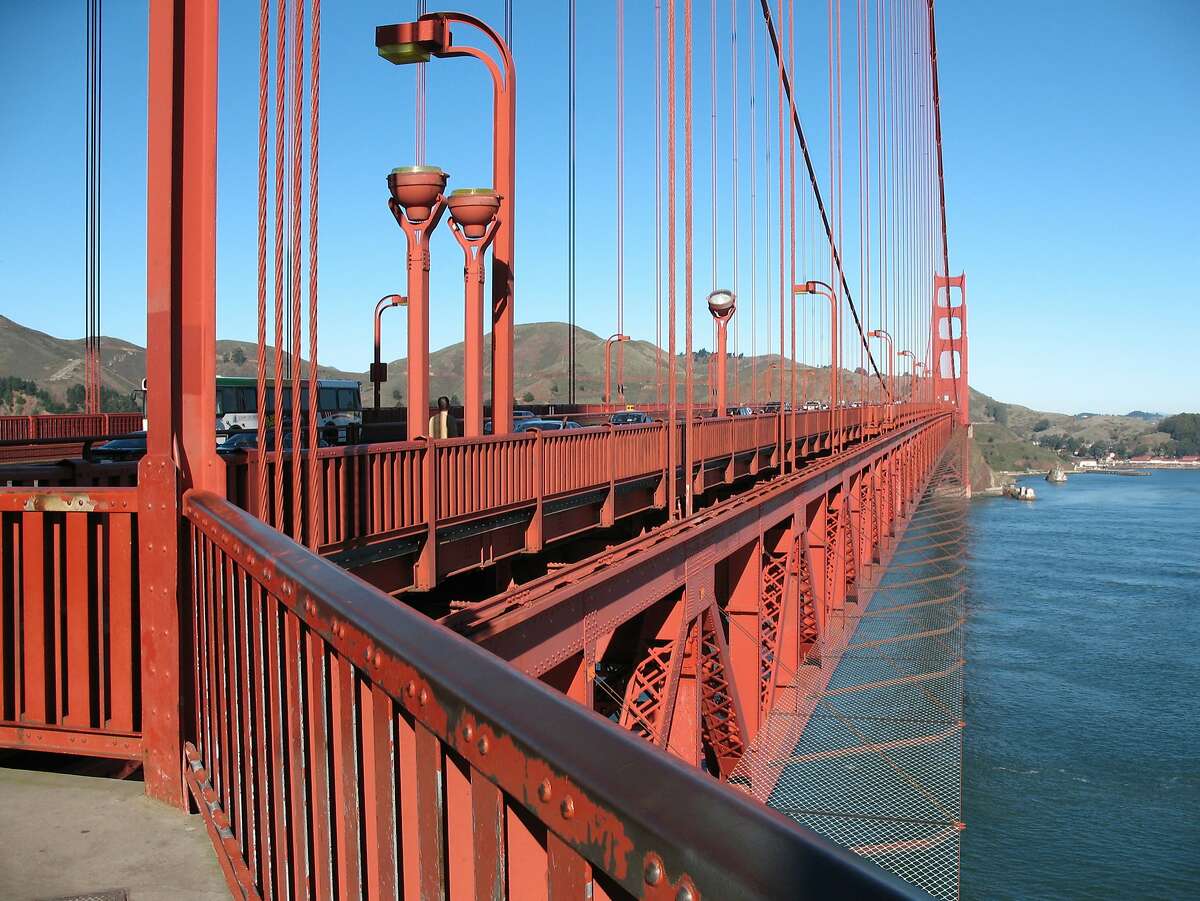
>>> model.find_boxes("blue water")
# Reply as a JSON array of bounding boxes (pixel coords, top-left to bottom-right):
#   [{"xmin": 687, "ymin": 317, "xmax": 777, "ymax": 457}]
[{"xmin": 962, "ymin": 469, "xmax": 1200, "ymax": 899}]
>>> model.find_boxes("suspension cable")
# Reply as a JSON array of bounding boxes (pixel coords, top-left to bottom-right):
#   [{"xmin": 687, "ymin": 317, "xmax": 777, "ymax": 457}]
[
  {"xmin": 655, "ymin": 0, "xmax": 663, "ymax": 406},
  {"xmin": 616, "ymin": 0, "xmax": 625, "ymax": 403},
  {"xmin": 755, "ymin": 0, "xmax": 885, "ymax": 391},
  {"xmin": 568, "ymin": 0, "xmax": 577, "ymax": 404},
  {"xmin": 255, "ymin": 0, "xmax": 270, "ymax": 518}
]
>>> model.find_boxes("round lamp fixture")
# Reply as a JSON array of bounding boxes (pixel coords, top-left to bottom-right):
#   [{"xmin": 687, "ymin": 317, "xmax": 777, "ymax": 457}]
[
  {"xmin": 387, "ymin": 165, "xmax": 448, "ymax": 223},
  {"xmin": 446, "ymin": 188, "xmax": 501, "ymax": 239},
  {"xmin": 707, "ymin": 288, "xmax": 736, "ymax": 320}
]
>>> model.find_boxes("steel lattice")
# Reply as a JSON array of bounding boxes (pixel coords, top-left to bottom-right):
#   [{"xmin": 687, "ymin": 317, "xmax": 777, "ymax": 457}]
[{"xmin": 730, "ymin": 441, "xmax": 969, "ymax": 900}]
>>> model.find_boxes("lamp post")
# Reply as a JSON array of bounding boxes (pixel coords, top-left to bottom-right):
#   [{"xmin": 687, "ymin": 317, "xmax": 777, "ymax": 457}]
[
  {"xmin": 913, "ymin": 361, "xmax": 928, "ymax": 404},
  {"xmin": 868, "ymin": 329, "xmax": 895, "ymax": 421},
  {"xmin": 898, "ymin": 349, "xmax": 917, "ymax": 405},
  {"xmin": 604, "ymin": 334, "xmax": 630, "ymax": 411},
  {"xmin": 707, "ymin": 289, "xmax": 736, "ymax": 416},
  {"xmin": 447, "ymin": 188, "xmax": 501, "ymax": 437},
  {"xmin": 793, "ymin": 280, "xmax": 840, "ymax": 451},
  {"xmin": 372, "ymin": 293, "xmax": 407, "ymax": 412},
  {"xmin": 376, "ymin": 13, "xmax": 516, "ymax": 434},
  {"xmin": 387, "ymin": 166, "xmax": 448, "ymax": 439}
]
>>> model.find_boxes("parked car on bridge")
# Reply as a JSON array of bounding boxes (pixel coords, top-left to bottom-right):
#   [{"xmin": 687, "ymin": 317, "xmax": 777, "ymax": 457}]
[
  {"xmin": 87, "ymin": 431, "xmax": 147, "ymax": 463},
  {"xmin": 514, "ymin": 419, "xmax": 582, "ymax": 432},
  {"xmin": 610, "ymin": 410, "xmax": 653, "ymax": 425},
  {"xmin": 726, "ymin": 406, "xmax": 754, "ymax": 417},
  {"xmin": 483, "ymin": 409, "xmax": 537, "ymax": 434}
]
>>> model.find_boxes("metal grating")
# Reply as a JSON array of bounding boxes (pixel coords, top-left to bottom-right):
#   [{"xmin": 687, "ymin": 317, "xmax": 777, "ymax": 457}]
[{"xmin": 730, "ymin": 444, "xmax": 969, "ymax": 900}]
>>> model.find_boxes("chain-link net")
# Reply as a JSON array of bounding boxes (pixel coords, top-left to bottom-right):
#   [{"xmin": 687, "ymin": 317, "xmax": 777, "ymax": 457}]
[{"xmin": 728, "ymin": 442, "xmax": 970, "ymax": 900}]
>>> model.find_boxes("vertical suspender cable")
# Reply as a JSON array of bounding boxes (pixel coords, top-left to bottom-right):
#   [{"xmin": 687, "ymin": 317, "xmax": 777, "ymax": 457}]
[
  {"xmin": 415, "ymin": 0, "xmax": 426, "ymax": 165},
  {"xmin": 289, "ymin": 0, "xmax": 306, "ymax": 540},
  {"xmin": 617, "ymin": 1, "xmax": 627, "ymax": 398},
  {"xmin": 684, "ymin": 0, "xmax": 695, "ymax": 516},
  {"xmin": 568, "ymin": 0, "xmax": 577, "ymax": 404},
  {"xmin": 84, "ymin": 0, "xmax": 103, "ymax": 413},
  {"xmin": 666, "ymin": 0, "xmax": 678, "ymax": 518},
  {"xmin": 305, "ymin": 0, "xmax": 321, "ymax": 549},
  {"xmin": 730, "ymin": 0, "xmax": 739, "ymax": 405},
  {"xmin": 255, "ymin": 0, "xmax": 270, "ymax": 518},
  {"xmin": 271, "ymin": 0, "xmax": 287, "ymax": 530},
  {"xmin": 787, "ymin": 0, "xmax": 795, "ymax": 448},
  {"xmin": 710, "ymin": 0, "xmax": 718, "ymax": 399},
  {"xmin": 655, "ymin": 1, "xmax": 664, "ymax": 407},
  {"xmin": 776, "ymin": 0, "xmax": 785, "ymax": 425},
  {"xmin": 749, "ymin": 2, "xmax": 757, "ymax": 406}
]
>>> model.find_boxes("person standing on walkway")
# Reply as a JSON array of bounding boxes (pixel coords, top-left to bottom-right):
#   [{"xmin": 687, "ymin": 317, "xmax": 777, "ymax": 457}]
[{"xmin": 428, "ymin": 395, "xmax": 460, "ymax": 439}]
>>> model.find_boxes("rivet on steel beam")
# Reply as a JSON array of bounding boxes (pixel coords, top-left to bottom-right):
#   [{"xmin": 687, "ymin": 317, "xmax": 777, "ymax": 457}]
[
  {"xmin": 374, "ymin": 651, "xmax": 383, "ymax": 666},
  {"xmin": 644, "ymin": 856, "xmax": 664, "ymax": 886},
  {"xmin": 676, "ymin": 884, "xmax": 696, "ymax": 901},
  {"xmin": 478, "ymin": 735, "xmax": 489, "ymax": 755},
  {"xmin": 560, "ymin": 797, "xmax": 574, "ymax": 819},
  {"xmin": 538, "ymin": 780, "xmax": 553, "ymax": 803},
  {"xmin": 406, "ymin": 681, "xmax": 416, "ymax": 697},
  {"xmin": 418, "ymin": 688, "xmax": 428, "ymax": 705}
]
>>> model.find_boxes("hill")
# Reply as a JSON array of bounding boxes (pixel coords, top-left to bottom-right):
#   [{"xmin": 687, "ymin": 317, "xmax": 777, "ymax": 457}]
[{"xmin": 0, "ymin": 316, "xmax": 892, "ymax": 410}]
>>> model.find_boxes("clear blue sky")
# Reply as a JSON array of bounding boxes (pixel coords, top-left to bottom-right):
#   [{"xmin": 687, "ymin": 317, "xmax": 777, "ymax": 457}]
[{"xmin": 1, "ymin": 1, "xmax": 1196, "ymax": 414}]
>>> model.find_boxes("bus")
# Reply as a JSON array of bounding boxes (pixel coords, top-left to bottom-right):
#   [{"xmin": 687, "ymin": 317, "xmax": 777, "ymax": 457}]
[
  {"xmin": 215, "ymin": 376, "xmax": 363, "ymax": 442},
  {"xmin": 135, "ymin": 377, "xmax": 363, "ymax": 443}
]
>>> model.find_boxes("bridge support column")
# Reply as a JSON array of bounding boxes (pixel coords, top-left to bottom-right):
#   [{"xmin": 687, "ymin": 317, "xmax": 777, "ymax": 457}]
[{"xmin": 138, "ymin": 0, "xmax": 222, "ymax": 809}]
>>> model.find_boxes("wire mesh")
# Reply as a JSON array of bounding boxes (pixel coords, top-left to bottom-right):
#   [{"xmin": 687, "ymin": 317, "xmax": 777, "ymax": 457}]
[{"xmin": 729, "ymin": 443, "xmax": 969, "ymax": 900}]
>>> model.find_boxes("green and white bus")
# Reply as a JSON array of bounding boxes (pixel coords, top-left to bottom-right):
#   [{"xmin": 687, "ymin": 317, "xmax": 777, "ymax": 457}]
[{"xmin": 215, "ymin": 376, "xmax": 363, "ymax": 441}]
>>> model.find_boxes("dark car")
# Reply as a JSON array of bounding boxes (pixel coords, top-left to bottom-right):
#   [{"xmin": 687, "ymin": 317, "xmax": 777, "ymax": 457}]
[
  {"xmin": 87, "ymin": 431, "xmax": 147, "ymax": 463},
  {"xmin": 514, "ymin": 419, "xmax": 581, "ymax": 432},
  {"xmin": 483, "ymin": 410, "xmax": 537, "ymax": 435},
  {"xmin": 217, "ymin": 430, "xmax": 260, "ymax": 454},
  {"xmin": 217, "ymin": 430, "xmax": 329, "ymax": 453},
  {"xmin": 610, "ymin": 410, "xmax": 653, "ymax": 425}
]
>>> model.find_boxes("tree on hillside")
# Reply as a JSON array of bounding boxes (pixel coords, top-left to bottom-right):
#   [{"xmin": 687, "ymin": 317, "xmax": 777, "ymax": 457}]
[
  {"xmin": 231, "ymin": 347, "xmax": 247, "ymax": 366},
  {"xmin": 1032, "ymin": 418, "xmax": 1050, "ymax": 432},
  {"xmin": 1158, "ymin": 413, "xmax": 1200, "ymax": 455},
  {"xmin": 984, "ymin": 399, "xmax": 1009, "ymax": 427}
]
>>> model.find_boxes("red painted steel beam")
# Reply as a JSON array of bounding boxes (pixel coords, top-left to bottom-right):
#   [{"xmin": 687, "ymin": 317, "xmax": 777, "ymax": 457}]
[
  {"xmin": 138, "ymin": 0, "xmax": 221, "ymax": 808},
  {"xmin": 447, "ymin": 414, "xmax": 951, "ymax": 675},
  {"xmin": 0, "ymin": 724, "xmax": 141, "ymax": 760},
  {"xmin": 183, "ymin": 488, "xmax": 920, "ymax": 900}
]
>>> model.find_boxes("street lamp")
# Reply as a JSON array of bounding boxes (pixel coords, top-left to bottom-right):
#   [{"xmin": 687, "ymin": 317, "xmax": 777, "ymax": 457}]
[
  {"xmin": 898, "ymin": 349, "xmax": 918, "ymax": 404},
  {"xmin": 387, "ymin": 165, "xmax": 448, "ymax": 439},
  {"xmin": 707, "ymin": 289, "xmax": 736, "ymax": 415},
  {"xmin": 604, "ymin": 334, "xmax": 631, "ymax": 410},
  {"xmin": 447, "ymin": 188, "xmax": 501, "ymax": 437},
  {"xmin": 913, "ymin": 361, "xmax": 928, "ymax": 404},
  {"xmin": 377, "ymin": 13, "xmax": 516, "ymax": 434},
  {"xmin": 867, "ymin": 329, "xmax": 895, "ymax": 417},
  {"xmin": 793, "ymin": 280, "xmax": 840, "ymax": 451},
  {"xmin": 372, "ymin": 293, "xmax": 407, "ymax": 412}
]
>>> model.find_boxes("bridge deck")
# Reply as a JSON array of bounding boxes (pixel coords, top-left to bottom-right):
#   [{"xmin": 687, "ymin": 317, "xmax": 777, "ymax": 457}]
[{"xmin": 0, "ymin": 756, "xmax": 226, "ymax": 900}]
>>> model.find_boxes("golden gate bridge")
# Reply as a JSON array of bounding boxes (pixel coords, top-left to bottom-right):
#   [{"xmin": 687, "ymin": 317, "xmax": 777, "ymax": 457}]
[{"xmin": 1, "ymin": 1, "xmax": 970, "ymax": 898}]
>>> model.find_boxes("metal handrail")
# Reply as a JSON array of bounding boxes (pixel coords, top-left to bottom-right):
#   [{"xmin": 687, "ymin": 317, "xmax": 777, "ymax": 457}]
[{"xmin": 183, "ymin": 487, "xmax": 925, "ymax": 899}]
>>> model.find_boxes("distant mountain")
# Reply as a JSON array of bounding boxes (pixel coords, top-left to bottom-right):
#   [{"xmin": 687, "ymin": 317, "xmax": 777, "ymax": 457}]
[
  {"xmin": 1125, "ymin": 410, "xmax": 1164, "ymax": 422},
  {"xmin": 0, "ymin": 316, "xmax": 890, "ymax": 410}
]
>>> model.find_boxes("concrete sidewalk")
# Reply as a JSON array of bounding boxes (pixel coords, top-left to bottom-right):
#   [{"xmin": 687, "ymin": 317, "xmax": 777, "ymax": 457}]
[{"xmin": 0, "ymin": 763, "xmax": 227, "ymax": 901}]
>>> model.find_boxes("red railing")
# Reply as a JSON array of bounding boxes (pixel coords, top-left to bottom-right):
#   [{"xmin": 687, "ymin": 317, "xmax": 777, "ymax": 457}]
[
  {"xmin": 0, "ymin": 413, "xmax": 142, "ymax": 441},
  {"xmin": 0, "ymin": 486, "xmax": 141, "ymax": 758},
  {"xmin": 232, "ymin": 404, "xmax": 941, "ymax": 577},
  {"xmin": 183, "ymin": 488, "xmax": 916, "ymax": 900}
]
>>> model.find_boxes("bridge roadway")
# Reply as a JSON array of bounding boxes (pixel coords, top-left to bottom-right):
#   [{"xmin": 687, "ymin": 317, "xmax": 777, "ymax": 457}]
[
  {"xmin": 227, "ymin": 403, "xmax": 935, "ymax": 596},
  {"xmin": 0, "ymin": 405, "xmax": 950, "ymax": 899}
]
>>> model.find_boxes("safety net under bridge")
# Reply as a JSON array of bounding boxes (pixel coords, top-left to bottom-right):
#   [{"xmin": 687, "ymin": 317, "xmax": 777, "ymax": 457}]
[{"xmin": 729, "ymin": 444, "xmax": 970, "ymax": 901}]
